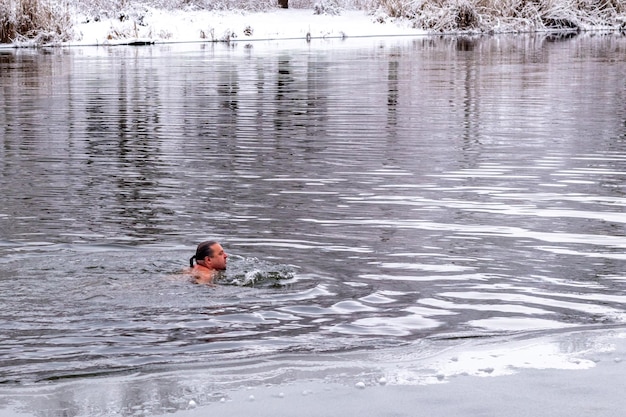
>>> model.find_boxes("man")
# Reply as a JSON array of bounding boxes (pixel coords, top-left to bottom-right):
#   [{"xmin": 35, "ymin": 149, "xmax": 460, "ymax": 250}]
[{"xmin": 187, "ymin": 241, "xmax": 228, "ymax": 283}]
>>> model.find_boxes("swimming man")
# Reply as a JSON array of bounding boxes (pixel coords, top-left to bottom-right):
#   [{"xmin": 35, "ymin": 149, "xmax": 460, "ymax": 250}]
[{"xmin": 187, "ymin": 240, "xmax": 228, "ymax": 283}]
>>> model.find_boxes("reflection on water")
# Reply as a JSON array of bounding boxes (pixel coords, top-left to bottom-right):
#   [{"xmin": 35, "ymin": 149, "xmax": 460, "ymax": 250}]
[{"xmin": 1, "ymin": 33, "xmax": 626, "ymax": 414}]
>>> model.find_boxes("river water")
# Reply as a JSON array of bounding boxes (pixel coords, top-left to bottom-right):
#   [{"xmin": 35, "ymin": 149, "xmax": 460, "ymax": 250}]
[{"xmin": 1, "ymin": 34, "xmax": 625, "ymax": 415}]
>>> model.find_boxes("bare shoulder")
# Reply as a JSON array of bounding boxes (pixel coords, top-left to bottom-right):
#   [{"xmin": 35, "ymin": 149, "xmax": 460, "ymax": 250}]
[
  {"xmin": 165, "ymin": 269, "xmax": 195, "ymax": 283},
  {"xmin": 181, "ymin": 266, "xmax": 216, "ymax": 285}
]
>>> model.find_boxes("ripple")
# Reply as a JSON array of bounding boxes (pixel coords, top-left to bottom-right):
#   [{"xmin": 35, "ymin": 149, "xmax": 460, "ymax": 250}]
[
  {"xmin": 329, "ymin": 314, "xmax": 443, "ymax": 337},
  {"xmin": 2, "ymin": 36, "xmax": 626, "ymax": 389},
  {"xmin": 467, "ymin": 317, "xmax": 576, "ymax": 332},
  {"xmin": 419, "ymin": 298, "xmax": 554, "ymax": 316},
  {"xmin": 438, "ymin": 291, "xmax": 626, "ymax": 320}
]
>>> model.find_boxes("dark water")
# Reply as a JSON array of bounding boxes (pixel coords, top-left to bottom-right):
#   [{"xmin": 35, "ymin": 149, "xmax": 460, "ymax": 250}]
[{"xmin": 1, "ymin": 34, "xmax": 626, "ymax": 414}]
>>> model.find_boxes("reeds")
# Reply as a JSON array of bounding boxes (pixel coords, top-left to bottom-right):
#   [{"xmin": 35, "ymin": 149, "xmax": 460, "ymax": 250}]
[
  {"xmin": 1, "ymin": 0, "xmax": 71, "ymax": 44},
  {"xmin": 379, "ymin": 0, "xmax": 626, "ymax": 32}
]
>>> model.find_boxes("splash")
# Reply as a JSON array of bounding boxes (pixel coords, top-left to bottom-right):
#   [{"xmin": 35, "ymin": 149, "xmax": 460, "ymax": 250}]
[{"xmin": 219, "ymin": 256, "xmax": 296, "ymax": 288}]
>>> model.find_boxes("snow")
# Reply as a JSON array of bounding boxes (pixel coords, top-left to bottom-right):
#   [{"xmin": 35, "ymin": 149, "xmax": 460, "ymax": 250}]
[
  {"xmin": 70, "ymin": 8, "xmax": 427, "ymax": 46},
  {"xmin": 2, "ymin": 329, "xmax": 626, "ymax": 417}
]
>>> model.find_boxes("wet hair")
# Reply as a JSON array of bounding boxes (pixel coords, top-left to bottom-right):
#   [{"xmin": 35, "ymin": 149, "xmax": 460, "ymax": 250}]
[{"xmin": 189, "ymin": 241, "xmax": 218, "ymax": 268}]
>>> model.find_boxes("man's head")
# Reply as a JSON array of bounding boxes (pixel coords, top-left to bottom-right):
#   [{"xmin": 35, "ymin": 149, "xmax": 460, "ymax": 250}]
[{"xmin": 193, "ymin": 241, "xmax": 228, "ymax": 270}]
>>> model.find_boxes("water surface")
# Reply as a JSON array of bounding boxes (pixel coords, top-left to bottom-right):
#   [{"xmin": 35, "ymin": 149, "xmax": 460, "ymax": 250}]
[{"xmin": 1, "ymin": 33, "xmax": 625, "ymax": 415}]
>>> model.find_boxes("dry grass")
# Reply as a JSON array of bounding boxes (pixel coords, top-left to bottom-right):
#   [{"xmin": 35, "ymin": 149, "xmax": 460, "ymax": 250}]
[
  {"xmin": 1, "ymin": 0, "xmax": 72, "ymax": 44},
  {"xmin": 379, "ymin": 0, "xmax": 626, "ymax": 32}
]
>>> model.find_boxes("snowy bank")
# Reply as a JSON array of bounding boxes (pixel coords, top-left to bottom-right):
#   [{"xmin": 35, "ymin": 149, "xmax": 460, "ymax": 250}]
[
  {"xmin": 2, "ymin": 0, "xmax": 626, "ymax": 48},
  {"xmin": 70, "ymin": 8, "xmax": 426, "ymax": 46}
]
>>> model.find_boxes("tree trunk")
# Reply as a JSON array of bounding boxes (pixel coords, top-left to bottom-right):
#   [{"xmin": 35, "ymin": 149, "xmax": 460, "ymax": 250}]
[{"xmin": 278, "ymin": 0, "xmax": 288, "ymax": 8}]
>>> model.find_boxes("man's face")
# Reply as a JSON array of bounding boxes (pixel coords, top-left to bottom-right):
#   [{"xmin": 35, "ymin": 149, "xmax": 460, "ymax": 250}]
[{"xmin": 208, "ymin": 243, "xmax": 228, "ymax": 270}]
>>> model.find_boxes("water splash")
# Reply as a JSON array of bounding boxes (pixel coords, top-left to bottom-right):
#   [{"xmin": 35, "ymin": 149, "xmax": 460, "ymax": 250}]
[{"xmin": 219, "ymin": 256, "xmax": 296, "ymax": 288}]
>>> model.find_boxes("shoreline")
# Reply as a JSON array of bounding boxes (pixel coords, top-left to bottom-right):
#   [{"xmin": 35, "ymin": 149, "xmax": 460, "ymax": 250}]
[
  {"xmin": 1, "ymin": 8, "xmax": 623, "ymax": 50},
  {"xmin": 1, "ymin": 9, "xmax": 426, "ymax": 49},
  {"xmin": 1, "ymin": 327, "xmax": 626, "ymax": 416}
]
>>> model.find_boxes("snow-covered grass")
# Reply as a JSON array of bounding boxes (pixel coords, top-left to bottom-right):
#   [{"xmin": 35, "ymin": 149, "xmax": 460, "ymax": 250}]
[
  {"xmin": 0, "ymin": 0, "xmax": 72, "ymax": 44},
  {"xmin": 1, "ymin": 0, "xmax": 625, "ymax": 45},
  {"xmin": 385, "ymin": 0, "xmax": 626, "ymax": 33}
]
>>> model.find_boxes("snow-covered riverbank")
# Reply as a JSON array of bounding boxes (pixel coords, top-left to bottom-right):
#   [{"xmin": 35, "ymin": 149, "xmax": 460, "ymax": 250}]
[
  {"xmin": 69, "ymin": 8, "xmax": 426, "ymax": 47},
  {"xmin": 2, "ymin": 0, "xmax": 625, "ymax": 48}
]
